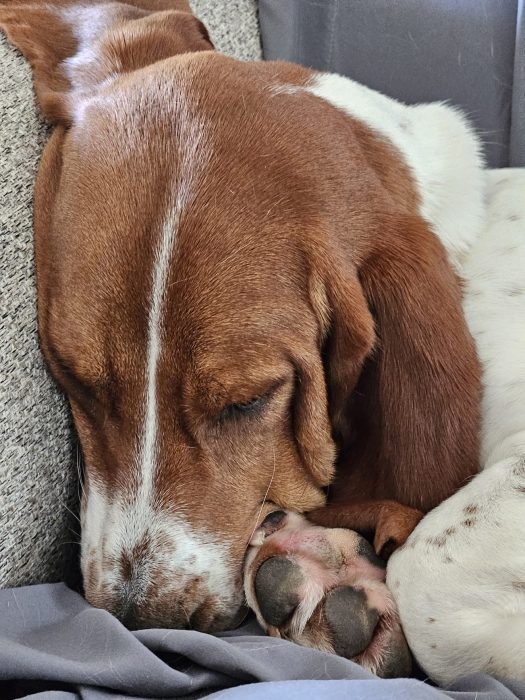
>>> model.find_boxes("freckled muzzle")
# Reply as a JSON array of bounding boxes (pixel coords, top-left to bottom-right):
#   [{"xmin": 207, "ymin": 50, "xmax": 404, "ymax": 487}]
[
  {"xmin": 83, "ymin": 547, "xmax": 249, "ymax": 632},
  {"xmin": 80, "ymin": 494, "xmax": 248, "ymax": 632}
]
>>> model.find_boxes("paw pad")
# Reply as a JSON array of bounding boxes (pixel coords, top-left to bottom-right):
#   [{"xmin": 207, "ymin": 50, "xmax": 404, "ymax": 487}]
[
  {"xmin": 324, "ymin": 586, "xmax": 379, "ymax": 658},
  {"xmin": 255, "ymin": 556, "xmax": 303, "ymax": 627}
]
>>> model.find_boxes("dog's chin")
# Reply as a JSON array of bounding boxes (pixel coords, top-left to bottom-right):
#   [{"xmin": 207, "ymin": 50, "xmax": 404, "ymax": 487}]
[
  {"xmin": 84, "ymin": 584, "xmax": 249, "ymax": 632},
  {"xmin": 122, "ymin": 602, "xmax": 250, "ymax": 633}
]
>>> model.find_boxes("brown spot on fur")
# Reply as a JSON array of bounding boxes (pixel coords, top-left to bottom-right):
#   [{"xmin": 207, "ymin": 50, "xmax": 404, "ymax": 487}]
[
  {"xmin": 426, "ymin": 535, "xmax": 446, "ymax": 547},
  {"xmin": 84, "ymin": 556, "xmax": 97, "ymax": 594},
  {"xmin": 119, "ymin": 551, "xmax": 133, "ymax": 582},
  {"xmin": 512, "ymin": 581, "xmax": 525, "ymax": 591},
  {"xmin": 463, "ymin": 519, "xmax": 476, "ymax": 527},
  {"xmin": 513, "ymin": 458, "xmax": 525, "ymax": 477},
  {"xmin": 427, "ymin": 617, "xmax": 436, "ymax": 623},
  {"xmin": 463, "ymin": 504, "xmax": 478, "ymax": 515},
  {"xmin": 444, "ymin": 526, "xmax": 456, "ymax": 537}
]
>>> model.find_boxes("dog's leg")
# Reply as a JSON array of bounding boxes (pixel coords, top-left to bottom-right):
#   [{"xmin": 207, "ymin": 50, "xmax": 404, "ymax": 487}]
[
  {"xmin": 387, "ymin": 455, "xmax": 525, "ymax": 683},
  {"xmin": 244, "ymin": 512, "xmax": 412, "ymax": 678},
  {"xmin": 308, "ymin": 500, "xmax": 424, "ymax": 558}
]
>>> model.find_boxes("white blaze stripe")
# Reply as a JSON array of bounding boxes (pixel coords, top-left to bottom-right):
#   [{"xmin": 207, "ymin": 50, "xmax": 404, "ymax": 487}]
[
  {"xmin": 138, "ymin": 79, "xmax": 210, "ymax": 507},
  {"xmin": 79, "ymin": 79, "xmax": 238, "ymax": 611}
]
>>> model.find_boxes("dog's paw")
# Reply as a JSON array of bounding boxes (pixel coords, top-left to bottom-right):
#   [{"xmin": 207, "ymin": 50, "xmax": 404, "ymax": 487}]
[
  {"xmin": 244, "ymin": 511, "xmax": 411, "ymax": 678},
  {"xmin": 372, "ymin": 503, "xmax": 424, "ymax": 559},
  {"xmin": 307, "ymin": 501, "xmax": 424, "ymax": 559}
]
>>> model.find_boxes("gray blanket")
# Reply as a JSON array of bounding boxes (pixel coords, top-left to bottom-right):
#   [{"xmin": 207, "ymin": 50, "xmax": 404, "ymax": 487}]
[{"xmin": 1, "ymin": 584, "xmax": 523, "ymax": 699}]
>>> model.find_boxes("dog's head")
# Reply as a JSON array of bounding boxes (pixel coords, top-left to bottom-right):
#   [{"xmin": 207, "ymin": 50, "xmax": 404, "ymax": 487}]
[
  {"xmin": 1, "ymin": 1, "xmax": 479, "ymax": 631},
  {"xmin": 1, "ymin": 0, "xmax": 346, "ymax": 630}
]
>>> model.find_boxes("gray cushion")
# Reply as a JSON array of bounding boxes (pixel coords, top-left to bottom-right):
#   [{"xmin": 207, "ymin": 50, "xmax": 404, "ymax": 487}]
[
  {"xmin": 259, "ymin": 0, "xmax": 525, "ymax": 168},
  {"xmin": 0, "ymin": 35, "xmax": 78, "ymax": 589}
]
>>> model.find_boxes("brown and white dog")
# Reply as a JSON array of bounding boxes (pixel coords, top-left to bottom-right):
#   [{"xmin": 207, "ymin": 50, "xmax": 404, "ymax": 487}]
[{"xmin": 4, "ymin": 0, "xmax": 523, "ymax": 683}]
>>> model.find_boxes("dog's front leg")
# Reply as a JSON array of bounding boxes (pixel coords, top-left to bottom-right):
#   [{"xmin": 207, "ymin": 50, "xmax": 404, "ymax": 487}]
[{"xmin": 308, "ymin": 500, "xmax": 424, "ymax": 559}]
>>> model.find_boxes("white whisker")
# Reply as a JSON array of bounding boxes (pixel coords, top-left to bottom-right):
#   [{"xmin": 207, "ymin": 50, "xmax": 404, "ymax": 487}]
[
  {"xmin": 59, "ymin": 497, "xmax": 81, "ymax": 525},
  {"xmin": 76, "ymin": 442, "xmax": 85, "ymax": 504},
  {"xmin": 247, "ymin": 449, "xmax": 276, "ymax": 546}
]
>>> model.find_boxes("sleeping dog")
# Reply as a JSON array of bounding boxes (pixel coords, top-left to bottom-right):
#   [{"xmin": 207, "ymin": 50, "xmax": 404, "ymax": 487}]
[{"xmin": 1, "ymin": 0, "xmax": 523, "ymax": 682}]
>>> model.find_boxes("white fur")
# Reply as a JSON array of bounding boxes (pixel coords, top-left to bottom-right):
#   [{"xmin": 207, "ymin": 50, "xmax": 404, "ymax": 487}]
[
  {"xmin": 387, "ymin": 169, "xmax": 525, "ymax": 683},
  {"xmin": 143, "ymin": 82, "xmax": 206, "ymax": 501},
  {"xmin": 82, "ymin": 480, "xmax": 236, "ymax": 609},
  {"xmin": 62, "ymin": 5, "xmax": 123, "ymax": 90}
]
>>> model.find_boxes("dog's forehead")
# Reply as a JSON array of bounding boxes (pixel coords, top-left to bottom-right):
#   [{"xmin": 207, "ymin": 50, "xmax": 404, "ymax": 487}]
[
  {"xmin": 57, "ymin": 80, "xmax": 306, "ymax": 287},
  {"xmin": 65, "ymin": 54, "xmax": 317, "ymax": 206},
  {"xmin": 47, "ymin": 54, "xmax": 325, "ymax": 392}
]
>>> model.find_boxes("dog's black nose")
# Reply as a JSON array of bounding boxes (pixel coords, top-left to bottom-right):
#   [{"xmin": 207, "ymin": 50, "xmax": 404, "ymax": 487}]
[{"xmin": 118, "ymin": 605, "xmax": 142, "ymax": 631}]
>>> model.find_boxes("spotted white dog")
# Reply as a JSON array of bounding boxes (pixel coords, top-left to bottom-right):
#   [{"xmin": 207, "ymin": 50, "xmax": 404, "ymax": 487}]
[{"xmin": 388, "ymin": 169, "xmax": 525, "ymax": 683}]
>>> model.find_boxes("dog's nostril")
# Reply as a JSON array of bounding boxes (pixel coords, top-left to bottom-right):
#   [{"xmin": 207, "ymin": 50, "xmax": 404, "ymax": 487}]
[{"xmin": 117, "ymin": 605, "xmax": 142, "ymax": 631}]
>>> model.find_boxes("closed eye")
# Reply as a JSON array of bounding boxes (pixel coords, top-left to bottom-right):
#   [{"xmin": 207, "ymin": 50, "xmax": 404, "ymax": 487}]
[
  {"xmin": 217, "ymin": 395, "xmax": 268, "ymax": 423},
  {"xmin": 216, "ymin": 379, "xmax": 285, "ymax": 424}
]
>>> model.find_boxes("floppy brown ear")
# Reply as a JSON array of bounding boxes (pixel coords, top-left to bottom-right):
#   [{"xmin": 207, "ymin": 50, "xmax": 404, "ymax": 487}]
[
  {"xmin": 326, "ymin": 213, "xmax": 481, "ymax": 512},
  {"xmin": 321, "ymin": 267, "xmax": 377, "ymax": 446},
  {"xmin": 291, "ymin": 266, "xmax": 375, "ymax": 488},
  {"xmin": 292, "ymin": 348, "xmax": 337, "ymax": 488},
  {"xmin": 0, "ymin": 0, "xmax": 212, "ymax": 123}
]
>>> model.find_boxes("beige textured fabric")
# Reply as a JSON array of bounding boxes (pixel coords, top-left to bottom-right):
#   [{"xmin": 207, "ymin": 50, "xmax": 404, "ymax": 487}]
[
  {"xmin": 0, "ymin": 37, "xmax": 77, "ymax": 588},
  {"xmin": 192, "ymin": 0, "xmax": 262, "ymax": 61},
  {"xmin": 0, "ymin": 0, "xmax": 261, "ymax": 588}
]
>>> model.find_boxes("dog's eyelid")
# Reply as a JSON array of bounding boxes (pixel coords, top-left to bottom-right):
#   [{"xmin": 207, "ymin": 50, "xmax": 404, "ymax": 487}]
[{"xmin": 216, "ymin": 378, "xmax": 286, "ymax": 424}]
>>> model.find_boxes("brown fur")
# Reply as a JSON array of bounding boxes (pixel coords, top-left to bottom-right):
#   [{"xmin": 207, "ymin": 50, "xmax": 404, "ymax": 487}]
[{"xmin": 0, "ymin": 0, "xmax": 480, "ymax": 628}]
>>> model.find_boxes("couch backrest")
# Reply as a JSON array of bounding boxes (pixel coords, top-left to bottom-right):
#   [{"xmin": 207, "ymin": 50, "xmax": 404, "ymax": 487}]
[{"xmin": 259, "ymin": 0, "xmax": 525, "ymax": 169}]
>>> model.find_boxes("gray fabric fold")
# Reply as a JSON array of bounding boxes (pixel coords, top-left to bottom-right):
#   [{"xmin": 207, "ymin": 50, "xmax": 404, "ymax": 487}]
[{"xmin": 1, "ymin": 584, "xmax": 524, "ymax": 700}]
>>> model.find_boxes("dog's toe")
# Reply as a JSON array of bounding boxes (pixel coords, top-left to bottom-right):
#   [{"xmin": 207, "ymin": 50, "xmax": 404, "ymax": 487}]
[
  {"xmin": 324, "ymin": 585, "xmax": 379, "ymax": 658},
  {"xmin": 254, "ymin": 556, "xmax": 303, "ymax": 627}
]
